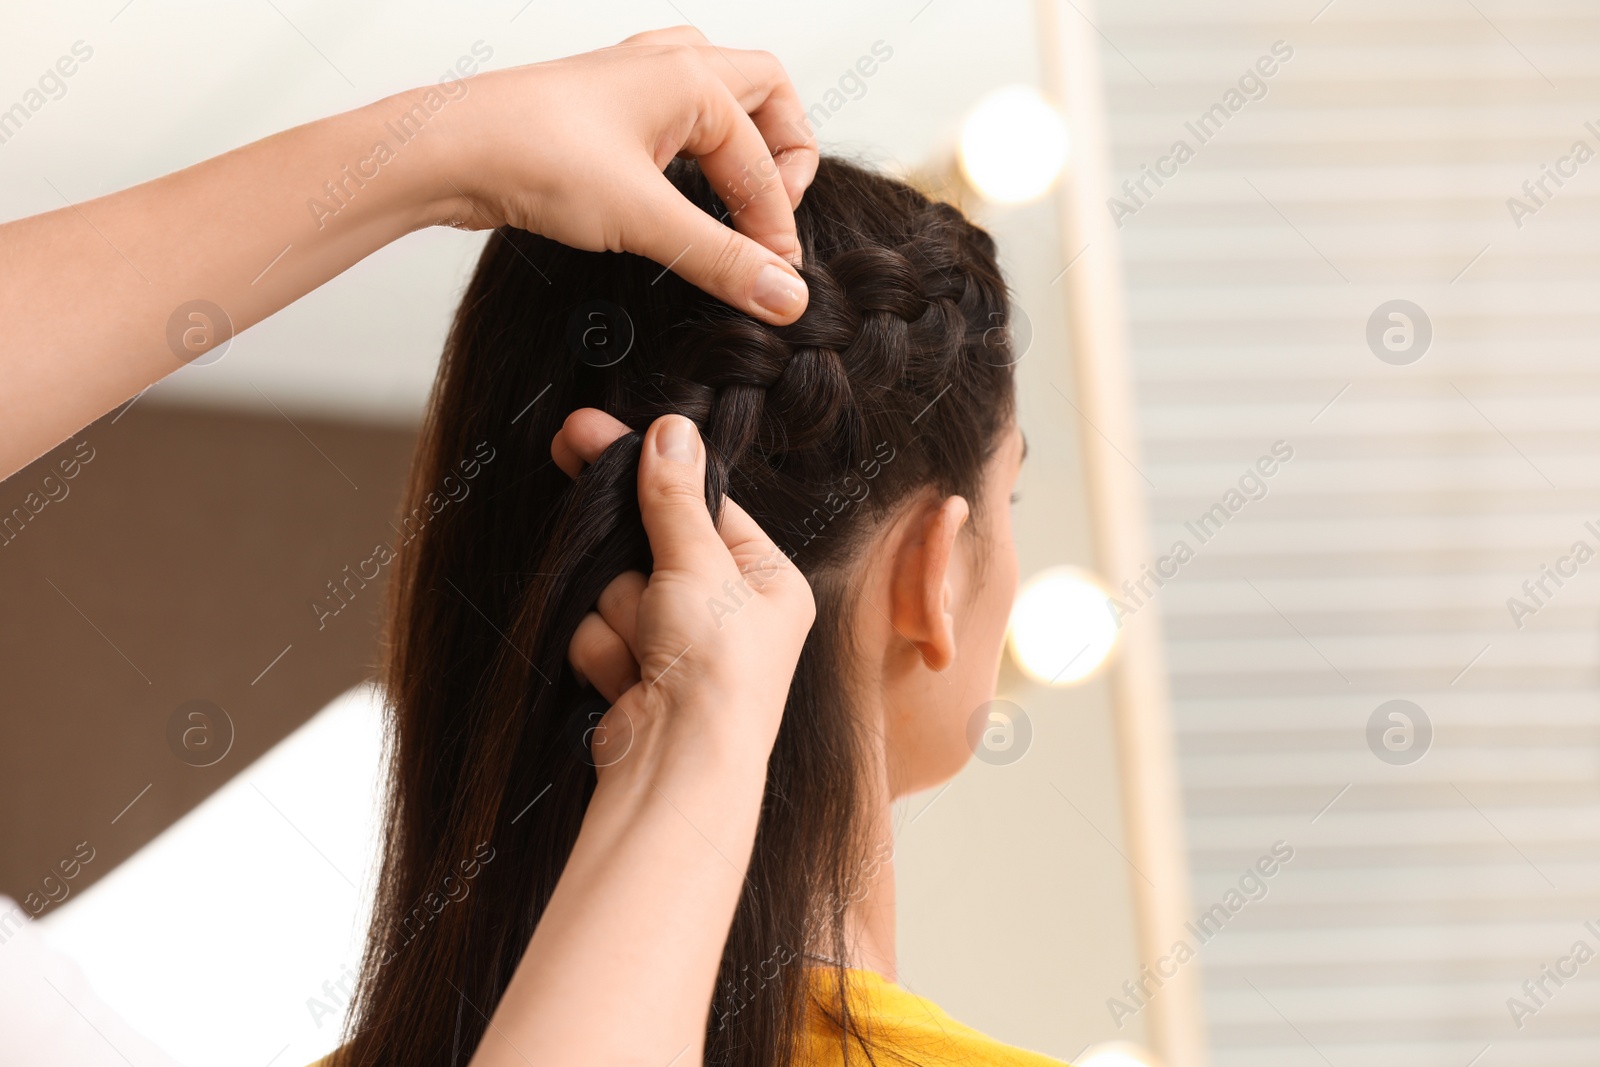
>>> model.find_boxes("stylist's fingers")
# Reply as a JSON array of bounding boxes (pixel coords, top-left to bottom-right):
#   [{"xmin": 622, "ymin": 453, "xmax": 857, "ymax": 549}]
[
  {"xmin": 569, "ymin": 611, "xmax": 640, "ymax": 703},
  {"xmin": 714, "ymin": 494, "xmax": 811, "ymax": 622},
  {"xmin": 694, "ymin": 47, "xmax": 819, "ymax": 211},
  {"xmin": 560, "ymin": 409, "xmax": 790, "ymax": 585},
  {"xmin": 677, "ymin": 68, "xmax": 803, "ymax": 265},
  {"xmin": 635, "ymin": 415, "xmax": 727, "ymax": 576},
  {"xmin": 630, "ymin": 168, "xmax": 807, "ymax": 325},
  {"xmin": 552, "ymin": 408, "xmax": 631, "ymax": 477},
  {"xmin": 596, "ymin": 569, "xmax": 646, "ymax": 656},
  {"xmin": 714, "ymin": 495, "xmax": 786, "ymax": 570},
  {"xmin": 618, "ymin": 30, "xmax": 818, "ymax": 211}
]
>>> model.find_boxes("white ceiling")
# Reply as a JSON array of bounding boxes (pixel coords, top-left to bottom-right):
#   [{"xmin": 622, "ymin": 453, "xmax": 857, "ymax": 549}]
[{"xmin": 4, "ymin": 0, "xmax": 1041, "ymax": 423}]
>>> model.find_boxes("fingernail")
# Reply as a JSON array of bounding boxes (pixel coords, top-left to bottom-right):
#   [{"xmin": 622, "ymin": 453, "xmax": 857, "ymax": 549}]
[
  {"xmin": 656, "ymin": 415, "xmax": 698, "ymax": 463},
  {"xmin": 753, "ymin": 264, "xmax": 807, "ymax": 319}
]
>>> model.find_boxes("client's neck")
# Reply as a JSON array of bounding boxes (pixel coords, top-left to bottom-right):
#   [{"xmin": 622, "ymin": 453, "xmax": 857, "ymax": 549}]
[{"xmin": 841, "ymin": 766, "xmax": 898, "ymax": 981}]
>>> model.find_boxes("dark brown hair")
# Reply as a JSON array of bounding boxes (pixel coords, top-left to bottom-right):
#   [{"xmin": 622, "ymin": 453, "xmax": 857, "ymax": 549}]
[{"xmin": 337, "ymin": 156, "xmax": 1016, "ymax": 1066}]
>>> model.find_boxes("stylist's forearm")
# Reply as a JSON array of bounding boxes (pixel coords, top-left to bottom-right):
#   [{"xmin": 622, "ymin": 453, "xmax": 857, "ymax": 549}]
[
  {"xmin": 472, "ymin": 734, "xmax": 770, "ymax": 1067},
  {"xmin": 0, "ymin": 90, "xmax": 451, "ymax": 478}
]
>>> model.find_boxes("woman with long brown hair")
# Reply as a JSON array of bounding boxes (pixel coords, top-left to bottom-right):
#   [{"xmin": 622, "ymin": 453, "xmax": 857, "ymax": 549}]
[{"xmin": 330, "ymin": 145, "xmax": 1053, "ymax": 1066}]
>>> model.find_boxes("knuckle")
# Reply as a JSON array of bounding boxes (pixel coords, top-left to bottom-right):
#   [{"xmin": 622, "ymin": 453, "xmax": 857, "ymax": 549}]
[
  {"xmin": 662, "ymin": 42, "xmax": 707, "ymax": 77},
  {"xmin": 637, "ymin": 43, "xmax": 708, "ymax": 99},
  {"xmin": 651, "ymin": 475, "xmax": 705, "ymax": 506},
  {"xmin": 793, "ymin": 579, "xmax": 818, "ymax": 621},
  {"xmin": 572, "ymin": 633, "xmax": 601, "ymax": 668},
  {"xmin": 775, "ymin": 562, "xmax": 816, "ymax": 619},
  {"xmin": 598, "ymin": 571, "xmax": 643, "ymax": 615},
  {"xmin": 568, "ymin": 620, "xmax": 603, "ymax": 661},
  {"xmin": 704, "ymin": 228, "xmax": 749, "ymax": 288},
  {"xmin": 748, "ymin": 49, "xmax": 780, "ymax": 73},
  {"xmin": 744, "ymin": 554, "xmax": 813, "ymax": 619}
]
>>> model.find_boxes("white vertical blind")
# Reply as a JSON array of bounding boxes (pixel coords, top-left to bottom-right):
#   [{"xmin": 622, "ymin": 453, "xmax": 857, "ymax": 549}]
[{"xmin": 1096, "ymin": 2, "xmax": 1600, "ymax": 1064}]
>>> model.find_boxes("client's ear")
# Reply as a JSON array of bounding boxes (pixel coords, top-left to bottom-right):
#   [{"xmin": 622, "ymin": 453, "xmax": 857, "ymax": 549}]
[{"xmin": 888, "ymin": 495, "xmax": 970, "ymax": 672}]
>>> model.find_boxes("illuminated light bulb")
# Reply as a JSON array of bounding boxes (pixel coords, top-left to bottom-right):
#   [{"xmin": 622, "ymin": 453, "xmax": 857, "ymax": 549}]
[
  {"xmin": 1007, "ymin": 565, "xmax": 1118, "ymax": 686},
  {"xmin": 958, "ymin": 84, "xmax": 1071, "ymax": 204},
  {"xmin": 1078, "ymin": 1042, "xmax": 1158, "ymax": 1067}
]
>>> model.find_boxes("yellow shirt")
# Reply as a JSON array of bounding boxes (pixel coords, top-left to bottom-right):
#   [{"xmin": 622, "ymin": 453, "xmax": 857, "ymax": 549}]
[
  {"xmin": 801, "ymin": 966, "xmax": 1072, "ymax": 1066},
  {"xmin": 310, "ymin": 967, "xmax": 1071, "ymax": 1067}
]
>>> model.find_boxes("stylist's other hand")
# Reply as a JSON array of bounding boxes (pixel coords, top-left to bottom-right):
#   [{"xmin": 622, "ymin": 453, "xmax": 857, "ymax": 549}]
[
  {"xmin": 424, "ymin": 27, "xmax": 816, "ymax": 325},
  {"xmin": 558, "ymin": 410, "xmax": 814, "ymax": 770}
]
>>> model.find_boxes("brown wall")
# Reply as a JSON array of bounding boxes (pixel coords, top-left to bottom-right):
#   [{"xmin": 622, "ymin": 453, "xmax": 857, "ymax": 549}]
[{"xmin": 0, "ymin": 401, "xmax": 417, "ymax": 913}]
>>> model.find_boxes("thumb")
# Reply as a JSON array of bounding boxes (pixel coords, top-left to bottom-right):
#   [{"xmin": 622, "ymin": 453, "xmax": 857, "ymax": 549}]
[
  {"xmin": 637, "ymin": 415, "xmax": 726, "ymax": 576},
  {"xmin": 628, "ymin": 171, "xmax": 809, "ymax": 325}
]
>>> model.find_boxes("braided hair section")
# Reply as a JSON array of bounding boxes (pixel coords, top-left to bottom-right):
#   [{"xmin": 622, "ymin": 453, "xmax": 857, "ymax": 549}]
[{"xmin": 623, "ymin": 178, "xmax": 1015, "ymax": 569}]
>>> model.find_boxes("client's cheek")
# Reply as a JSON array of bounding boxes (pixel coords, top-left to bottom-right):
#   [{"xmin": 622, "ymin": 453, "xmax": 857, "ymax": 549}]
[{"xmin": 985, "ymin": 562, "xmax": 1020, "ymax": 667}]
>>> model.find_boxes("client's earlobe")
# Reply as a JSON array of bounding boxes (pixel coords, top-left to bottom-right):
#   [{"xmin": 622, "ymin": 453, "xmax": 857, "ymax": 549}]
[{"xmin": 890, "ymin": 495, "xmax": 969, "ymax": 673}]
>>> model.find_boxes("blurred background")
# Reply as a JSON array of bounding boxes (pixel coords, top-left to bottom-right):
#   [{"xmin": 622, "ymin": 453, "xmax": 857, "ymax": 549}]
[
  {"xmin": 3, "ymin": 2, "xmax": 1599, "ymax": 1067},
  {"xmin": 1099, "ymin": 3, "xmax": 1600, "ymax": 1065}
]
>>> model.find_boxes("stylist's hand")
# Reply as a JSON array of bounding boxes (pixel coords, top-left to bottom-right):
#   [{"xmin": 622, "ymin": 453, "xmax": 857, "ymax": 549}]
[
  {"xmin": 557, "ymin": 409, "xmax": 814, "ymax": 768},
  {"xmin": 428, "ymin": 27, "xmax": 816, "ymax": 324}
]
